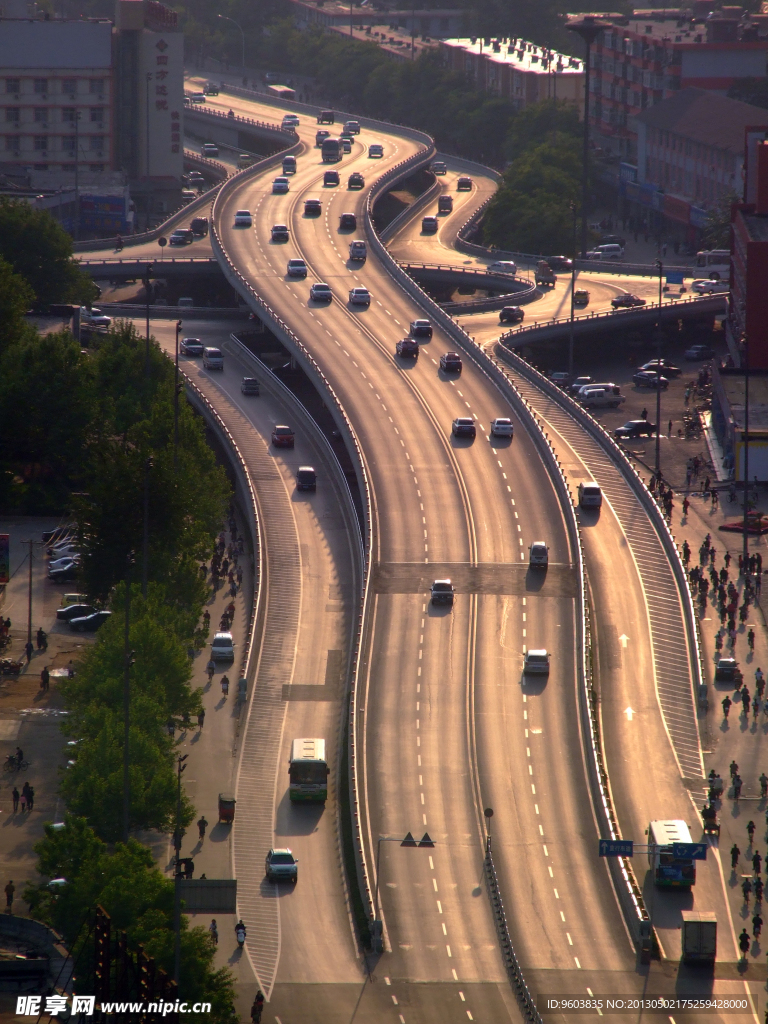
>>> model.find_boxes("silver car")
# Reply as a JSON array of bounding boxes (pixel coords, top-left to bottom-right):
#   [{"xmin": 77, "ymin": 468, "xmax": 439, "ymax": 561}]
[
  {"xmin": 265, "ymin": 848, "xmax": 298, "ymax": 883},
  {"xmin": 524, "ymin": 649, "xmax": 550, "ymax": 675},
  {"xmin": 490, "ymin": 418, "xmax": 514, "ymax": 437}
]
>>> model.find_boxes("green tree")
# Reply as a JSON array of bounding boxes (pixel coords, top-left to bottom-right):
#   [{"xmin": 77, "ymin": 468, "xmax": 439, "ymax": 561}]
[
  {"xmin": 700, "ymin": 190, "xmax": 740, "ymax": 250},
  {"xmin": 25, "ymin": 818, "xmax": 236, "ymax": 1023},
  {"xmin": 0, "ymin": 256, "xmax": 34, "ymax": 349},
  {"xmin": 0, "ymin": 197, "xmax": 97, "ymax": 307}
]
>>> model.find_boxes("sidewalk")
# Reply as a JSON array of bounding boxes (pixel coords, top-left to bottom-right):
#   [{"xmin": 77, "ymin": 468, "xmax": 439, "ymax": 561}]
[{"xmin": 669, "ymin": 484, "xmax": 768, "ymax": 965}]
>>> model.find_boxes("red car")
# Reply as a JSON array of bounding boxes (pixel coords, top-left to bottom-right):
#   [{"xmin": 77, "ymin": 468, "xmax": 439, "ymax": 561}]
[{"xmin": 272, "ymin": 424, "xmax": 295, "ymax": 448}]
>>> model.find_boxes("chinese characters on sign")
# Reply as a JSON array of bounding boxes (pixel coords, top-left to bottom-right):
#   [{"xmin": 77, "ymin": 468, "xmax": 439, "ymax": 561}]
[{"xmin": 17, "ymin": 996, "xmax": 95, "ymax": 1016}]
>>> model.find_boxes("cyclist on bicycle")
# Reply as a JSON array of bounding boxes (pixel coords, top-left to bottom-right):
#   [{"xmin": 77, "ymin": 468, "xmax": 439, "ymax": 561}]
[{"xmin": 15, "ymin": 748, "xmax": 23, "ymax": 768}]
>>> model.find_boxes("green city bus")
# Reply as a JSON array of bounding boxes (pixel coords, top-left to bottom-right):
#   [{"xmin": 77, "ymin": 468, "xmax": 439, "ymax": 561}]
[{"xmin": 289, "ymin": 738, "xmax": 329, "ymax": 802}]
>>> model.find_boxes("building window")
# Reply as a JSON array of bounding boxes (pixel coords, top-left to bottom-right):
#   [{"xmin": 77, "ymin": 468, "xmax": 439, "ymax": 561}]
[
  {"xmin": 89, "ymin": 163, "xmax": 104, "ymax": 172},
  {"xmin": 5, "ymin": 78, "xmax": 20, "ymax": 95},
  {"xmin": 33, "ymin": 136, "xmax": 48, "ymax": 151},
  {"xmin": 34, "ymin": 79, "xmax": 48, "ymax": 95},
  {"xmin": 5, "ymin": 136, "xmax": 19, "ymax": 152},
  {"xmin": 34, "ymin": 108, "xmax": 47, "ymax": 123},
  {"xmin": 62, "ymin": 108, "xmax": 76, "ymax": 123},
  {"xmin": 62, "ymin": 78, "xmax": 77, "ymax": 97},
  {"xmin": 90, "ymin": 107, "xmax": 104, "ymax": 123},
  {"xmin": 5, "ymin": 108, "xmax": 19, "ymax": 124},
  {"xmin": 89, "ymin": 79, "xmax": 105, "ymax": 96},
  {"xmin": 62, "ymin": 136, "xmax": 76, "ymax": 155},
  {"xmin": 89, "ymin": 135, "xmax": 104, "ymax": 151}
]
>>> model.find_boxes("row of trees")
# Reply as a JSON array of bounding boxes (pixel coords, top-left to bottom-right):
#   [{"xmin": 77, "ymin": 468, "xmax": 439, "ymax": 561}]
[{"xmin": 0, "ymin": 204, "xmax": 235, "ymax": 1020}]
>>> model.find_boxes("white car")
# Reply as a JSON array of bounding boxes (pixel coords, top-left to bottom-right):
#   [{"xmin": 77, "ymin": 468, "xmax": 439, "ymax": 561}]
[
  {"xmin": 272, "ymin": 177, "xmax": 289, "ymax": 194},
  {"xmin": 234, "ymin": 210, "xmax": 252, "ymax": 227},
  {"xmin": 490, "ymin": 417, "xmax": 514, "ymax": 437},
  {"xmin": 349, "ymin": 287, "xmax": 371, "ymax": 305},
  {"xmin": 211, "ymin": 631, "xmax": 235, "ymax": 660},
  {"xmin": 50, "ymin": 553, "xmax": 80, "ymax": 571},
  {"xmin": 488, "ymin": 261, "xmax": 517, "ymax": 275},
  {"xmin": 524, "ymin": 649, "xmax": 550, "ymax": 675},
  {"xmin": 281, "ymin": 114, "xmax": 300, "ymax": 128},
  {"xmin": 691, "ymin": 278, "xmax": 729, "ymax": 294},
  {"xmin": 310, "ymin": 282, "xmax": 332, "ymax": 301},
  {"xmin": 369, "ymin": 143, "xmax": 384, "ymax": 157},
  {"xmin": 287, "ymin": 259, "xmax": 308, "ymax": 278},
  {"xmin": 529, "ymin": 541, "xmax": 549, "ymax": 568}
]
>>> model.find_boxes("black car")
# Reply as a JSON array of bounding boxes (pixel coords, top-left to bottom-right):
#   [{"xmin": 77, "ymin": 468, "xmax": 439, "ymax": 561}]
[
  {"xmin": 431, "ymin": 579, "xmax": 454, "ymax": 605},
  {"xmin": 339, "ymin": 212, "xmax": 357, "ymax": 230},
  {"xmin": 685, "ymin": 344, "xmax": 714, "ymax": 360},
  {"xmin": 323, "ymin": 170, "xmax": 340, "ymax": 187},
  {"xmin": 440, "ymin": 352, "xmax": 462, "ymax": 374},
  {"xmin": 180, "ymin": 338, "xmax": 204, "ymax": 356},
  {"xmin": 296, "ymin": 466, "xmax": 317, "ymax": 491},
  {"xmin": 545, "ymin": 255, "xmax": 573, "ymax": 272},
  {"xmin": 612, "ymin": 293, "xmax": 646, "ymax": 309},
  {"xmin": 304, "ymin": 199, "xmax": 322, "ymax": 215},
  {"xmin": 241, "ymin": 378, "xmax": 260, "ymax": 395},
  {"xmin": 70, "ymin": 609, "xmax": 112, "ymax": 632},
  {"xmin": 271, "ymin": 224, "xmax": 289, "ymax": 242},
  {"xmin": 639, "ymin": 360, "xmax": 681, "ymax": 378},
  {"xmin": 56, "ymin": 603, "xmax": 96, "ymax": 621},
  {"xmin": 348, "ymin": 172, "xmax": 365, "ymax": 189},
  {"xmin": 396, "ymin": 337, "xmax": 419, "ymax": 358},
  {"xmin": 499, "ymin": 306, "xmax": 524, "ymax": 324},
  {"xmin": 614, "ymin": 420, "xmax": 657, "ymax": 439},
  {"xmin": 409, "ymin": 319, "xmax": 433, "ymax": 338},
  {"xmin": 633, "ymin": 371, "xmax": 669, "ymax": 390}
]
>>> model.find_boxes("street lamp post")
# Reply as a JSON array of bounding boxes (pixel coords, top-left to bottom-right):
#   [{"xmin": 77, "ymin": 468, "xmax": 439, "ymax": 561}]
[
  {"xmin": 566, "ymin": 17, "xmax": 612, "ymax": 259},
  {"xmin": 655, "ymin": 259, "xmax": 663, "ymax": 476},
  {"xmin": 174, "ymin": 320, "xmax": 182, "ymax": 471},
  {"xmin": 144, "ymin": 262, "xmax": 154, "ymax": 380},
  {"xmin": 173, "ymin": 753, "xmax": 188, "ymax": 985},
  {"xmin": 74, "ymin": 110, "xmax": 81, "ymax": 241},
  {"xmin": 217, "ymin": 15, "xmax": 245, "ymax": 83},
  {"xmin": 142, "ymin": 457, "xmax": 152, "ymax": 599},
  {"xmin": 123, "ymin": 552, "xmax": 135, "ymax": 844},
  {"xmin": 569, "ymin": 201, "xmax": 577, "ymax": 379},
  {"xmin": 743, "ymin": 334, "xmax": 750, "ymax": 568}
]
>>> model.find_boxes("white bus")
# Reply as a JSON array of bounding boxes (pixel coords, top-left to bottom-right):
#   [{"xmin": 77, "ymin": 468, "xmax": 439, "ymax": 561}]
[
  {"xmin": 694, "ymin": 249, "xmax": 729, "ymax": 282},
  {"xmin": 289, "ymin": 738, "xmax": 329, "ymax": 803},
  {"xmin": 648, "ymin": 819, "xmax": 696, "ymax": 888}
]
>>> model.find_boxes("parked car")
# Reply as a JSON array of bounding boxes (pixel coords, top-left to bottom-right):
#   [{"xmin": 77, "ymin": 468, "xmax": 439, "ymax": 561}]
[
  {"xmin": 287, "ymin": 259, "xmax": 308, "ymax": 278},
  {"xmin": 296, "ymin": 466, "xmax": 317, "ymax": 491},
  {"xmin": 499, "ymin": 306, "xmax": 524, "ymax": 324},
  {"xmin": 587, "ymin": 243, "xmax": 624, "ymax": 260},
  {"xmin": 349, "ymin": 287, "xmax": 371, "ymax": 306},
  {"xmin": 43, "ymin": 526, "xmax": 74, "ymax": 545},
  {"xmin": 430, "ymin": 579, "xmax": 454, "ymax": 605},
  {"xmin": 684, "ymin": 343, "xmax": 714, "ymax": 360},
  {"xmin": 490, "ymin": 417, "xmax": 514, "ymax": 437},
  {"xmin": 241, "ymin": 378, "xmax": 260, "ymax": 395},
  {"xmin": 569, "ymin": 376, "xmax": 594, "ymax": 394},
  {"xmin": 348, "ymin": 171, "xmax": 365, "ymax": 189},
  {"xmin": 452, "ymin": 417, "xmax": 476, "ymax": 438},
  {"xmin": 422, "ymin": 216, "xmax": 438, "ymax": 233},
  {"xmin": 639, "ymin": 359, "xmax": 681, "ymax": 377},
  {"xmin": 49, "ymin": 565, "xmax": 79, "ymax": 582},
  {"xmin": 211, "ymin": 631, "xmax": 234, "ymax": 660},
  {"xmin": 614, "ymin": 419, "xmax": 657, "ymax": 438},
  {"xmin": 233, "ymin": 210, "xmax": 252, "ymax": 227},
  {"xmin": 180, "ymin": 338, "xmax": 204, "ymax": 356},
  {"xmin": 56, "ymin": 603, "xmax": 96, "ymax": 621},
  {"xmin": 611, "ymin": 293, "xmax": 646, "ymax": 309},
  {"xmin": 440, "ymin": 352, "xmax": 462, "ymax": 374},
  {"xmin": 70, "ymin": 609, "xmax": 112, "ymax": 632},
  {"xmin": 50, "ymin": 553, "xmax": 79, "ymax": 570},
  {"xmin": 409, "ymin": 319, "xmax": 432, "ymax": 338},
  {"xmin": 529, "ymin": 541, "xmax": 549, "ymax": 568},
  {"xmin": 310, "ymin": 282, "xmax": 333, "ymax": 301},
  {"xmin": 633, "ymin": 371, "xmax": 669, "ymax": 390},
  {"xmin": 265, "ymin": 848, "xmax": 298, "ymax": 883},
  {"xmin": 271, "ymin": 224, "xmax": 289, "ymax": 242},
  {"xmin": 272, "ymin": 424, "xmax": 295, "ymax": 448},
  {"xmin": 396, "ymin": 337, "xmax": 419, "ymax": 358},
  {"xmin": 549, "ymin": 372, "xmax": 571, "ymax": 387}
]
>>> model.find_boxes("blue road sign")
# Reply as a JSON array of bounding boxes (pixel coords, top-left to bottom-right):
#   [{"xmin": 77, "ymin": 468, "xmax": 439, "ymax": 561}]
[
  {"xmin": 666, "ymin": 270, "xmax": 685, "ymax": 285},
  {"xmin": 673, "ymin": 842, "xmax": 707, "ymax": 861},
  {"xmin": 599, "ymin": 839, "xmax": 634, "ymax": 857}
]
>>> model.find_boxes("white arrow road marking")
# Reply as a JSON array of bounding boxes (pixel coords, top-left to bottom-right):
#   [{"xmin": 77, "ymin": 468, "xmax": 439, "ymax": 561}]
[
  {"xmin": 619, "ymin": 634, "xmax": 630, "ymax": 647},
  {"xmin": 625, "ymin": 707, "xmax": 634, "ymax": 721}
]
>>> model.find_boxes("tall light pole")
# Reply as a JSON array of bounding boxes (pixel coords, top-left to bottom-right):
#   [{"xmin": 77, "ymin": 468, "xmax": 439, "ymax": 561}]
[
  {"xmin": 173, "ymin": 752, "xmax": 188, "ymax": 985},
  {"xmin": 566, "ymin": 17, "xmax": 612, "ymax": 259},
  {"xmin": 569, "ymin": 201, "xmax": 577, "ymax": 379},
  {"xmin": 142, "ymin": 457, "xmax": 152, "ymax": 599},
  {"xmin": 218, "ymin": 15, "xmax": 245, "ymax": 82},
  {"xmin": 73, "ymin": 110, "xmax": 81, "ymax": 241},
  {"xmin": 145, "ymin": 72, "xmax": 152, "ymax": 232},
  {"xmin": 174, "ymin": 320, "xmax": 182, "ymax": 471},
  {"xmin": 655, "ymin": 259, "xmax": 663, "ymax": 476},
  {"xmin": 123, "ymin": 552, "xmax": 135, "ymax": 844},
  {"xmin": 743, "ymin": 334, "xmax": 750, "ymax": 569}
]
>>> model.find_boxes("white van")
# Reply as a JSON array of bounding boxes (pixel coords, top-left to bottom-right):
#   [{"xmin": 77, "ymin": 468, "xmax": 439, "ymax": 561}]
[
  {"xmin": 349, "ymin": 240, "xmax": 367, "ymax": 261},
  {"xmin": 588, "ymin": 243, "xmax": 624, "ymax": 260},
  {"xmin": 203, "ymin": 347, "xmax": 224, "ymax": 370},
  {"xmin": 578, "ymin": 481, "xmax": 603, "ymax": 508},
  {"xmin": 524, "ymin": 650, "xmax": 550, "ymax": 675},
  {"xmin": 488, "ymin": 261, "xmax": 517, "ymax": 276},
  {"xmin": 211, "ymin": 631, "xmax": 234, "ymax": 660},
  {"xmin": 579, "ymin": 384, "xmax": 625, "ymax": 409}
]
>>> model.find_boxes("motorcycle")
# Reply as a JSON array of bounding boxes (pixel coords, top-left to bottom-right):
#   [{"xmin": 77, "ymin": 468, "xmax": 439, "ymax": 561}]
[
  {"xmin": 235, "ymin": 921, "xmax": 246, "ymax": 948},
  {"xmin": 227, "ymin": 109, "xmax": 235, "ymax": 118}
]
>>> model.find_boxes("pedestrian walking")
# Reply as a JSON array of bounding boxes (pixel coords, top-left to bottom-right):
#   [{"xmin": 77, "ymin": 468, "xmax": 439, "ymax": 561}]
[
  {"xmin": 24, "ymin": 640, "xmax": 33, "ymax": 665},
  {"xmin": 35, "ymin": 627, "xmax": 47, "ymax": 651},
  {"xmin": 704, "ymin": 476, "xmax": 711, "ymax": 495},
  {"xmin": 203, "ymin": 609, "xmax": 210, "ymax": 630},
  {"xmin": 198, "ymin": 708, "xmax": 205, "ymax": 729},
  {"xmin": 740, "ymin": 928, "xmax": 751, "ymax": 958},
  {"xmin": 11, "ymin": 787, "xmax": 18, "ymax": 814},
  {"xmin": 761, "ymin": 773, "xmax": 768, "ymax": 799},
  {"xmin": 221, "ymin": 675, "xmax": 229, "ymax": 697},
  {"xmin": 40, "ymin": 665, "xmax": 49, "ymax": 691},
  {"xmin": 682, "ymin": 540, "xmax": 691, "ymax": 565},
  {"xmin": 749, "ymin": 628, "xmax": 756, "ymax": 651},
  {"xmin": 236, "ymin": 565, "xmax": 243, "ymax": 587},
  {"xmin": 749, "ymin": 821, "xmax": 757, "ymax": 844},
  {"xmin": 755, "ymin": 697, "xmax": 761, "ymax": 719},
  {"xmin": 712, "ymin": 490, "xmax": 719, "ymax": 510},
  {"xmin": 67, "ymin": 660, "xmax": 75, "ymax": 679},
  {"xmin": 732, "ymin": 843, "xmax": 741, "ymax": 868},
  {"xmin": 4, "ymin": 880, "xmax": 14, "ymax": 912},
  {"xmin": 682, "ymin": 497, "xmax": 690, "ymax": 518},
  {"xmin": 19, "ymin": 788, "xmax": 26, "ymax": 812},
  {"xmin": 206, "ymin": 659, "xmax": 215, "ymax": 683},
  {"xmin": 744, "ymin": 878, "xmax": 754, "ymax": 903},
  {"xmin": 197, "ymin": 815, "xmax": 208, "ymax": 840},
  {"xmin": 723, "ymin": 695, "xmax": 732, "ymax": 718},
  {"xmin": 754, "ymin": 912, "xmax": 764, "ymax": 939},
  {"xmin": 725, "ymin": 551, "xmax": 732, "ymax": 569},
  {"xmin": 209, "ymin": 919, "xmax": 218, "ymax": 945},
  {"xmin": 757, "ymin": 877, "xmax": 765, "ymax": 902},
  {"xmin": 735, "ymin": 775, "xmax": 744, "ymax": 799},
  {"xmin": 755, "ymin": 851, "xmax": 763, "ymax": 875},
  {"xmin": 167, "ymin": 717, "xmax": 175, "ymax": 738},
  {"xmin": 27, "ymin": 786, "xmax": 33, "ymax": 812}
]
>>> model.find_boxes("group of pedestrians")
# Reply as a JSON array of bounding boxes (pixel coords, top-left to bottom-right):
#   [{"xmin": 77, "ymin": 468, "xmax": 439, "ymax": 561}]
[
  {"xmin": 648, "ymin": 470, "xmax": 675, "ymax": 521},
  {"xmin": 11, "ymin": 782, "xmax": 34, "ymax": 813}
]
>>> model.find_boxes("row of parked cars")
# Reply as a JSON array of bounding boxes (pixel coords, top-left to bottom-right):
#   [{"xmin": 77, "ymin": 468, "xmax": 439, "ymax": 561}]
[{"xmin": 42, "ymin": 528, "xmax": 110, "ymax": 632}]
